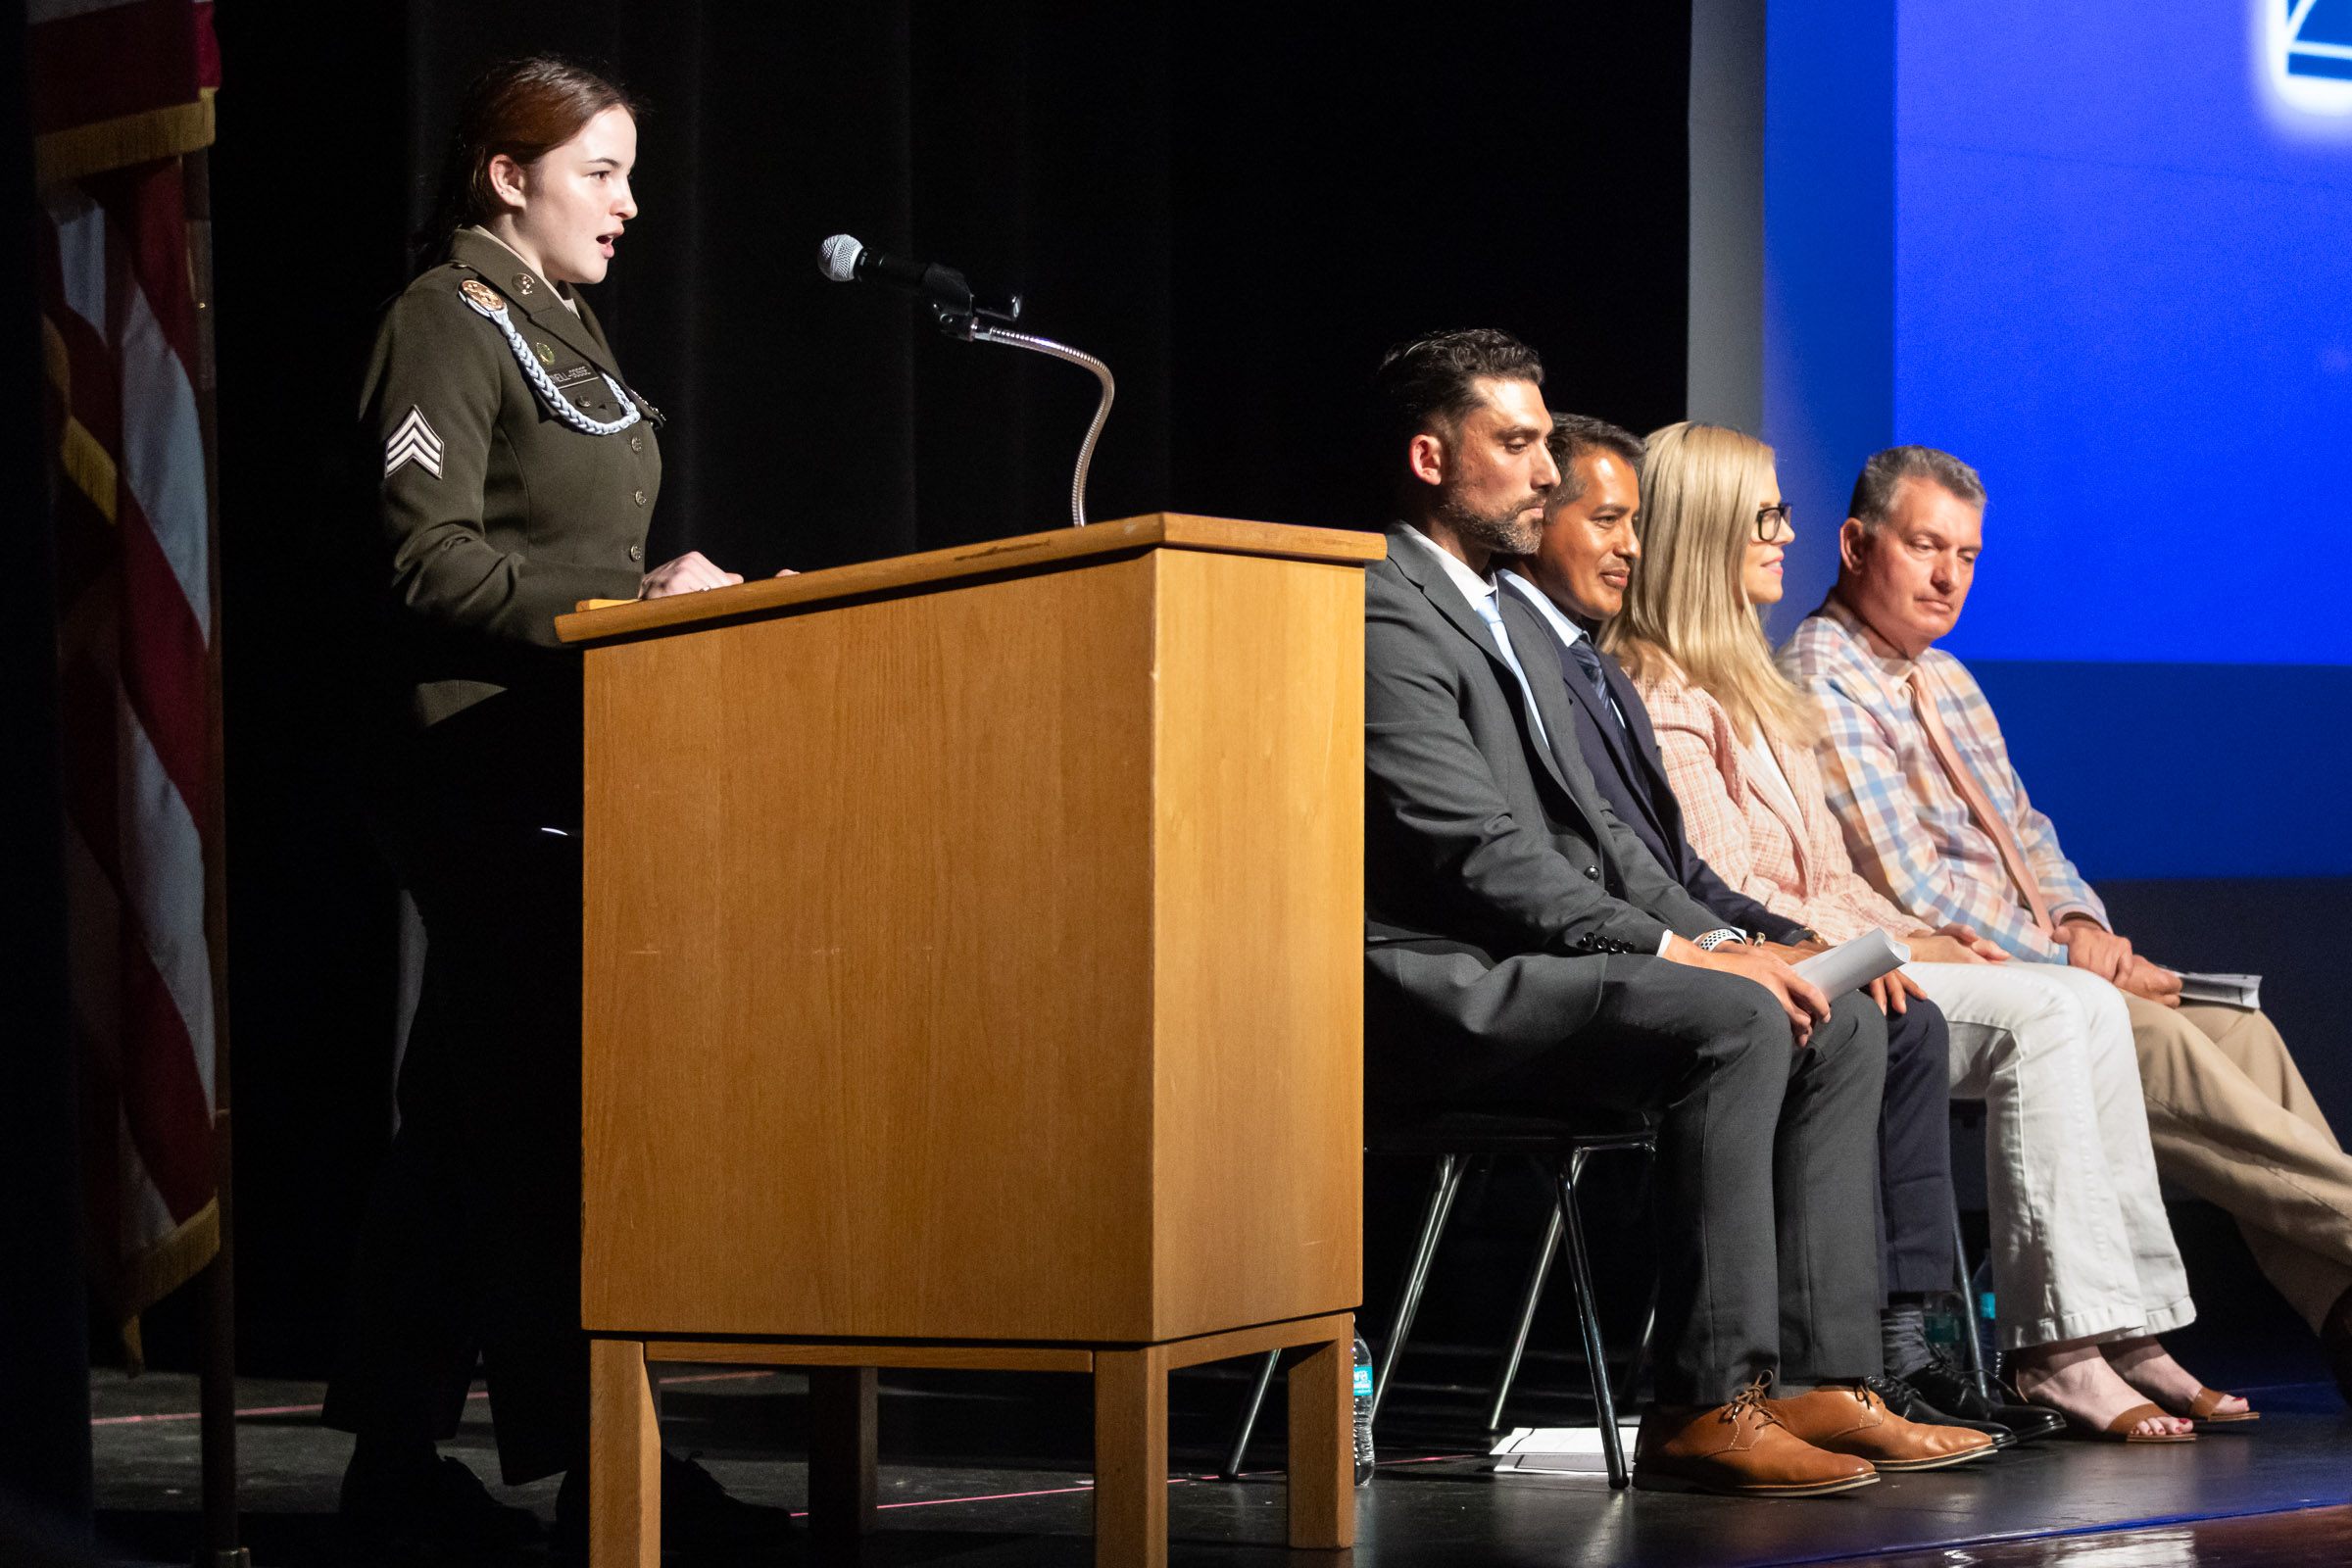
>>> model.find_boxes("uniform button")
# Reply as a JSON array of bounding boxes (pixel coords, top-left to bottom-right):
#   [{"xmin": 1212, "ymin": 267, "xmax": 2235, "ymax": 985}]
[
  {"xmin": 630, "ymin": 434, "xmax": 643, "ymax": 452},
  {"xmin": 1584, "ymin": 866, "xmax": 1599, "ymax": 880},
  {"xmin": 633, "ymin": 490, "xmax": 647, "ymax": 507},
  {"xmin": 627, "ymin": 544, "xmax": 643, "ymax": 561}
]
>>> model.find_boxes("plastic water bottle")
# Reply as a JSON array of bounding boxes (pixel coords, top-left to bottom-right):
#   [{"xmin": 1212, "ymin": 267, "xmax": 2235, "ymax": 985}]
[
  {"xmin": 1970, "ymin": 1259, "xmax": 2001, "ymax": 1382},
  {"xmin": 1351, "ymin": 1334, "xmax": 1376, "ymax": 1486}
]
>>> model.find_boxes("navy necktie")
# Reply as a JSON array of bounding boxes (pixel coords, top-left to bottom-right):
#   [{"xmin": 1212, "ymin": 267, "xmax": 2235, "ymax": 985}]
[{"xmin": 1567, "ymin": 635, "xmax": 1614, "ymax": 717}]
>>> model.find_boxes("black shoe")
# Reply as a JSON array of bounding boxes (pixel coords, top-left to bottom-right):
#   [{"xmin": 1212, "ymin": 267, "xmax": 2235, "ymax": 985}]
[
  {"xmin": 662, "ymin": 1450, "xmax": 795, "ymax": 1562},
  {"xmin": 341, "ymin": 1449, "xmax": 543, "ymax": 1563},
  {"xmin": 1861, "ymin": 1373, "xmax": 2015, "ymax": 1450},
  {"xmin": 550, "ymin": 1451, "xmax": 795, "ymax": 1565},
  {"xmin": 2322, "ymin": 1284, "xmax": 2352, "ymax": 1408},
  {"xmin": 1904, "ymin": 1351, "xmax": 2066, "ymax": 1445}
]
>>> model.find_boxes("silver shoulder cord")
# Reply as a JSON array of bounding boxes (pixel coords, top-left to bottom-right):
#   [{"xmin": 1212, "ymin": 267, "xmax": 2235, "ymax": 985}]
[
  {"xmin": 969, "ymin": 327, "xmax": 1114, "ymax": 529},
  {"xmin": 461, "ymin": 291, "xmax": 643, "ymax": 437}
]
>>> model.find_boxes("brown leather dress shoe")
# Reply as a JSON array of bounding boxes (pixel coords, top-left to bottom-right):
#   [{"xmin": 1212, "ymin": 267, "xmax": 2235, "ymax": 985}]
[
  {"xmin": 1632, "ymin": 1380, "xmax": 1879, "ymax": 1496},
  {"xmin": 1769, "ymin": 1381, "xmax": 1995, "ymax": 1471}
]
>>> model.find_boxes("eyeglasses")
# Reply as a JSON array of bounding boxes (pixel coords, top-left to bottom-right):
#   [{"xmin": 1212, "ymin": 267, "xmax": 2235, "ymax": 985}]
[{"xmin": 1753, "ymin": 503, "xmax": 1792, "ymax": 543}]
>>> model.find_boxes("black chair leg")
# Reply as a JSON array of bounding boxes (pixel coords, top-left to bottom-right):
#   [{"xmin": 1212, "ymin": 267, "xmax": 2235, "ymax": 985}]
[
  {"xmin": 1951, "ymin": 1187, "xmax": 1991, "ymax": 1399},
  {"xmin": 1553, "ymin": 1152, "xmax": 1631, "ymax": 1490},
  {"xmin": 1216, "ymin": 1348, "xmax": 1283, "ymax": 1480},
  {"xmin": 1371, "ymin": 1153, "xmax": 1466, "ymax": 1426},
  {"xmin": 1484, "ymin": 1184, "xmax": 1563, "ymax": 1432},
  {"xmin": 1614, "ymin": 1149, "xmax": 1659, "ymax": 1415}
]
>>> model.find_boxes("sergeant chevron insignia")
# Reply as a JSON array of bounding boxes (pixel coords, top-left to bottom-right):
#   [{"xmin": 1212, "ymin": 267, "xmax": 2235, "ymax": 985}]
[{"xmin": 384, "ymin": 406, "xmax": 444, "ymax": 478}]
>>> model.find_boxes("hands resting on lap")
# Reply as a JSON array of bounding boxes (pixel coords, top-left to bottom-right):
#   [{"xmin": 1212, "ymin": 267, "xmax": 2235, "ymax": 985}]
[
  {"xmin": 1664, "ymin": 936, "xmax": 1832, "ymax": 1046},
  {"xmin": 2056, "ymin": 918, "xmax": 2181, "ymax": 1007}
]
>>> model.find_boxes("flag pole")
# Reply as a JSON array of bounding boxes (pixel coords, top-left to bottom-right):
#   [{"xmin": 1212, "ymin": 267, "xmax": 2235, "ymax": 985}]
[{"xmin": 182, "ymin": 141, "xmax": 247, "ymax": 1568}]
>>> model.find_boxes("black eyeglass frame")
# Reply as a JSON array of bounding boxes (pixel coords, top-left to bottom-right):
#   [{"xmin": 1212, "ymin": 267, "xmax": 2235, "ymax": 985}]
[{"xmin": 1753, "ymin": 503, "xmax": 1792, "ymax": 543}]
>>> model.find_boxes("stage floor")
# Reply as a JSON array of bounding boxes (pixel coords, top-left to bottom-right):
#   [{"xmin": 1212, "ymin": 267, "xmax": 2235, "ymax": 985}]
[{"xmin": 89, "ymin": 1356, "xmax": 2352, "ymax": 1567}]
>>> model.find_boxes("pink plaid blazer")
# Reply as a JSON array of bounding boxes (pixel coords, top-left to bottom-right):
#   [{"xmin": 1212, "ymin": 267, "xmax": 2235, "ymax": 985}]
[{"xmin": 1626, "ymin": 664, "xmax": 1923, "ymax": 946}]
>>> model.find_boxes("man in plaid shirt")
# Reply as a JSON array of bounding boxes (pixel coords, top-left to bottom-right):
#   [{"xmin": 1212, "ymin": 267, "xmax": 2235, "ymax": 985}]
[{"xmin": 1788, "ymin": 445, "xmax": 2352, "ymax": 1403}]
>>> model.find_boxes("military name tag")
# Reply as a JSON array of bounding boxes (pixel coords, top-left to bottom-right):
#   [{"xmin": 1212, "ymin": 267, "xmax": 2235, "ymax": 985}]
[{"xmin": 547, "ymin": 364, "xmax": 596, "ymax": 388}]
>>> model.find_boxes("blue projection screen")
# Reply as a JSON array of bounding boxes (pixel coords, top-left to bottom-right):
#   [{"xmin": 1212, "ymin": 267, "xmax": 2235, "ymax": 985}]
[
  {"xmin": 1896, "ymin": 1, "xmax": 2352, "ymax": 666},
  {"xmin": 1765, "ymin": 2, "xmax": 2352, "ymax": 876}
]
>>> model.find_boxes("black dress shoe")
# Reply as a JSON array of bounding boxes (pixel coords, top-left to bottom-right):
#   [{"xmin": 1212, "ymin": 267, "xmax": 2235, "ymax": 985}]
[
  {"xmin": 341, "ymin": 1450, "xmax": 543, "ymax": 1563},
  {"xmin": 551, "ymin": 1450, "xmax": 795, "ymax": 1565},
  {"xmin": 1904, "ymin": 1351, "xmax": 2066, "ymax": 1444},
  {"xmin": 1860, "ymin": 1374, "xmax": 2014, "ymax": 1450},
  {"xmin": 661, "ymin": 1451, "xmax": 796, "ymax": 1562},
  {"xmin": 2322, "ymin": 1284, "xmax": 2352, "ymax": 1408}
]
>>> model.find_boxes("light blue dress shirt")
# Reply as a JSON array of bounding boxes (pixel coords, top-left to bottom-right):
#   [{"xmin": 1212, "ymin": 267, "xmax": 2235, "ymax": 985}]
[{"xmin": 1395, "ymin": 526, "xmax": 1550, "ymax": 751}]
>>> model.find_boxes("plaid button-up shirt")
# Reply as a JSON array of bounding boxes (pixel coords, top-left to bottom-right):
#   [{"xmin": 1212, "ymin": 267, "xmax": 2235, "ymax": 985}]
[{"xmin": 1778, "ymin": 595, "xmax": 2105, "ymax": 963}]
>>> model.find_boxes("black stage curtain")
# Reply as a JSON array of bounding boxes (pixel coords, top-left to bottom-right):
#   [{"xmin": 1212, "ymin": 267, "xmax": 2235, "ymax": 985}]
[
  {"xmin": 192, "ymin": 1, "xmax": 1690, "ymax": 1372},
  {"xmin": 2, "ymin": 0, "xmax": 94, "ymax": 1530}
]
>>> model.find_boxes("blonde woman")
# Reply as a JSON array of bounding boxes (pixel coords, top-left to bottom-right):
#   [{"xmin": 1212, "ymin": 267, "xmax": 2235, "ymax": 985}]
[{"xmin": 1612, "ymin": 422, "xmax": 2251, "ymax": 1442}]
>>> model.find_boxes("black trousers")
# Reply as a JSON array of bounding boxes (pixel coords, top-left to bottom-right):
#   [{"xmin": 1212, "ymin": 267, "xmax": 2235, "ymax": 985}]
[
  {"xmin": 1881, "ymin": 997, "xmax": 1957, "ymax": 1297},
  {"xmin": 1372, "ymin": 945, "xmax": 1887, "ymax": 1406},
  {"xmin": 323, "ymin": 691, "xmax": 589, "ymax": 1486}
]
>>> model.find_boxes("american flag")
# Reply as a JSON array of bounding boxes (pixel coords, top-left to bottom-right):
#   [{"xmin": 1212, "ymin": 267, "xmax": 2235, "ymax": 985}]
[{"xmin": 34, "ymin": 0, "xmax": 223, "ymax": 1368}]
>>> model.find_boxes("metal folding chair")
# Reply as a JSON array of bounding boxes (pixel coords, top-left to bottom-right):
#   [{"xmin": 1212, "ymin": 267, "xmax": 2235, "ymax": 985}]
[{"xmin": 1219, "ymin": 1108, "xmax": 1657, "ymax": 1490}]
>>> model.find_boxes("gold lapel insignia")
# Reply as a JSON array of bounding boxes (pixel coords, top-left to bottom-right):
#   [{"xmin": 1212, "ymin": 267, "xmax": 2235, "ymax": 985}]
[
  {"xmin": 460, "ymin": 278, "xmax": 505, "ymax": 312},
  {"xmin": 513, "ymin": 272, "xmax": 536, "ymax": 296}
]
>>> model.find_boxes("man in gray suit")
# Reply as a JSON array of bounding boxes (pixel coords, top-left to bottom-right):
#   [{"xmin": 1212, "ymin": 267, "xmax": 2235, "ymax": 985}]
[{"xmin": 1363, "ymin": 330, "xmax": 1986, "ymax": 1494}]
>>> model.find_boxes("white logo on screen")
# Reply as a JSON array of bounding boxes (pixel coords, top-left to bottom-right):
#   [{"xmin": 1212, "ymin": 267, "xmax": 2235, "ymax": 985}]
[{"xmin": 2272, "ymin": 0, "xmax": 2352, "ymax": 114}]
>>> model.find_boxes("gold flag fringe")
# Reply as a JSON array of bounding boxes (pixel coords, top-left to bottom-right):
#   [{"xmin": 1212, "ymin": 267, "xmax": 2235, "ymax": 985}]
[
  {"xmin": 36, "ymin": 89, "xmax": 215, "ymax": 189},
  {"xmin": 102, "ymin": 1197, "xmax": 220, "ymax": 1377}
]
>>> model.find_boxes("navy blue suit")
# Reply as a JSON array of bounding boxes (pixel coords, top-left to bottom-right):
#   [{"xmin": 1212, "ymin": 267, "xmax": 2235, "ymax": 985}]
[
  {"xmin": 1504, "ymin": 578, "xmax": 1803, "ymax": 944},
  {"xmin": 1503, "ymin": 575, "xmax": 1955, "ymax": 1295}
]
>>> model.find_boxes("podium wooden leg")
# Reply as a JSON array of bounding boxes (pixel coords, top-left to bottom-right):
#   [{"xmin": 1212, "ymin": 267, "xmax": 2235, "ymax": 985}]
[
  {"xmin": 808, "ymin": 1365, "xmax": 878, "ymax": 1559},
  {"xmin": 1093, "ymin": 1344, "xmax": 1169, "ymax": 1568},
  {"xmin": 1286, "ymin": 1323, "xmax": 1356, "ymax": 1549},
  {"xmin": 588, "ymin": 1339, "xmax": 661, "ymax": 1568}
]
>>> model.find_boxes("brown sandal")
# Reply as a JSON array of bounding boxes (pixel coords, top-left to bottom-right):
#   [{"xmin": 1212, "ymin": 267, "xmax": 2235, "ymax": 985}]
[
  {"xmin": 2177, "ymin": 1387, "xmax": 2259, "ymax": 1424},
  {"xmin": 2050, "ymin": 1399, "xmax": 2196, "ymax": 1444}
]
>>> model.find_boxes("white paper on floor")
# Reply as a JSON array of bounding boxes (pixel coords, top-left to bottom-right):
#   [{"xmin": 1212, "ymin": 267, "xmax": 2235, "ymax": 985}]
[{"xmin": 1488, "ymin": 1425, "xmax": 1643, "ymax": 1476}]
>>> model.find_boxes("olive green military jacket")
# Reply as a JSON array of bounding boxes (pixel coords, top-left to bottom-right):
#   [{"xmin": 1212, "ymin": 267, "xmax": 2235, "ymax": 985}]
[{"xmin": 362, "ymin": 227, "xmax": 662, "ymax": 727}]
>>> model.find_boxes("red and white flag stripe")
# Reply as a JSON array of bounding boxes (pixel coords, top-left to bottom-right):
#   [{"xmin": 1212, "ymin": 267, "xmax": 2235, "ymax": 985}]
[{"xmin": 36, "ymin": 0, "xmax": 223, "ymax": 1346}]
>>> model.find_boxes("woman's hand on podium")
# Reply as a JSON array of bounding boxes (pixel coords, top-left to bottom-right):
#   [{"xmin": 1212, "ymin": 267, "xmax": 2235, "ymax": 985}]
[{"xmin": 639, "ymin": 550, "xmax": 744, "ymax": 598}]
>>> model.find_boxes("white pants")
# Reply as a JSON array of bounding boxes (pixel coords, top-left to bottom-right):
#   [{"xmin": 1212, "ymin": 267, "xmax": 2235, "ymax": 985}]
[{"xmin": 1904, "ymin": 961, "xmax": 2195, "ymax": 1350}]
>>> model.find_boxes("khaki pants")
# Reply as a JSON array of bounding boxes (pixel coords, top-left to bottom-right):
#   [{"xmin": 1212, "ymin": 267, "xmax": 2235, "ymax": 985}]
[{"xmin": 2125, "ymin": 994, "xmax": 2352, "ymax": 1332}]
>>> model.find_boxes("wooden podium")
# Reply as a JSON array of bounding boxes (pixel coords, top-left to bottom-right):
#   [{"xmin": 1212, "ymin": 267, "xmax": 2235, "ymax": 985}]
[{"xmin": 555, "ymin": 514, "xmax": 1384, "ymax": 1566}]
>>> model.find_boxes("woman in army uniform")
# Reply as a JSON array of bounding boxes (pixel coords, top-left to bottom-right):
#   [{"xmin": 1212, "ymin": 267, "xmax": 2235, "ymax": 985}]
[{"xmin": 326, "ymin": 57, "xmax": 780, "ymax": 1562}]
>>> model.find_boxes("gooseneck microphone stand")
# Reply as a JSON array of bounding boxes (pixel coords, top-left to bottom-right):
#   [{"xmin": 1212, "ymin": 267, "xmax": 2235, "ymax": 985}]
[
  {"xmin": 820, "ymin": 234, "xmax": 1114, "ymax": 527},
  {"xmin": 965, "ymin": 324, "xmax": 1115, "ymax": 530}
]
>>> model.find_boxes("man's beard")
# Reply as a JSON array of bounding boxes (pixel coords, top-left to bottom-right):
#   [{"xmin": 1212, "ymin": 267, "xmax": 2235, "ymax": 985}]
[{"xmin": 1436, "ymin": 491, "xmax": 1542, "ymax": 558}]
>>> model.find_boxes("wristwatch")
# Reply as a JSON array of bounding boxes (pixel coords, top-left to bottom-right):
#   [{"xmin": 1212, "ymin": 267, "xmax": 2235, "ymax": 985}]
[
  {"xmin": 1785, "ymin": 927, "xmax": 1822, "ymax": 946},
  {"xmin": 1694, "ymin": 928, "xmax": 1746, "ymax": 952}
]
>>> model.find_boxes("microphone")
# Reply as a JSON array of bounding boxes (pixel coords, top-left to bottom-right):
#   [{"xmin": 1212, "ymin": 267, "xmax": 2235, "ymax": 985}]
[{"xmin": 818, "ymin": 233, "xmax": 990, "ymax": 317}]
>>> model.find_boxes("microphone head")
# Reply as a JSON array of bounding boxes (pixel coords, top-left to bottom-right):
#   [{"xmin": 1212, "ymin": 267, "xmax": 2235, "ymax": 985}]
[{"xmin": 818, "ymin": 233, "xmax": 865, "ymax": 283}]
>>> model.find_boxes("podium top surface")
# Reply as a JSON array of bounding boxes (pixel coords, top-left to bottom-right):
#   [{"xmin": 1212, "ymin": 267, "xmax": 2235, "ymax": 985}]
[{"xmin": 555, "ymin": 513, "xmax": 1387, "ymax": 644}]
